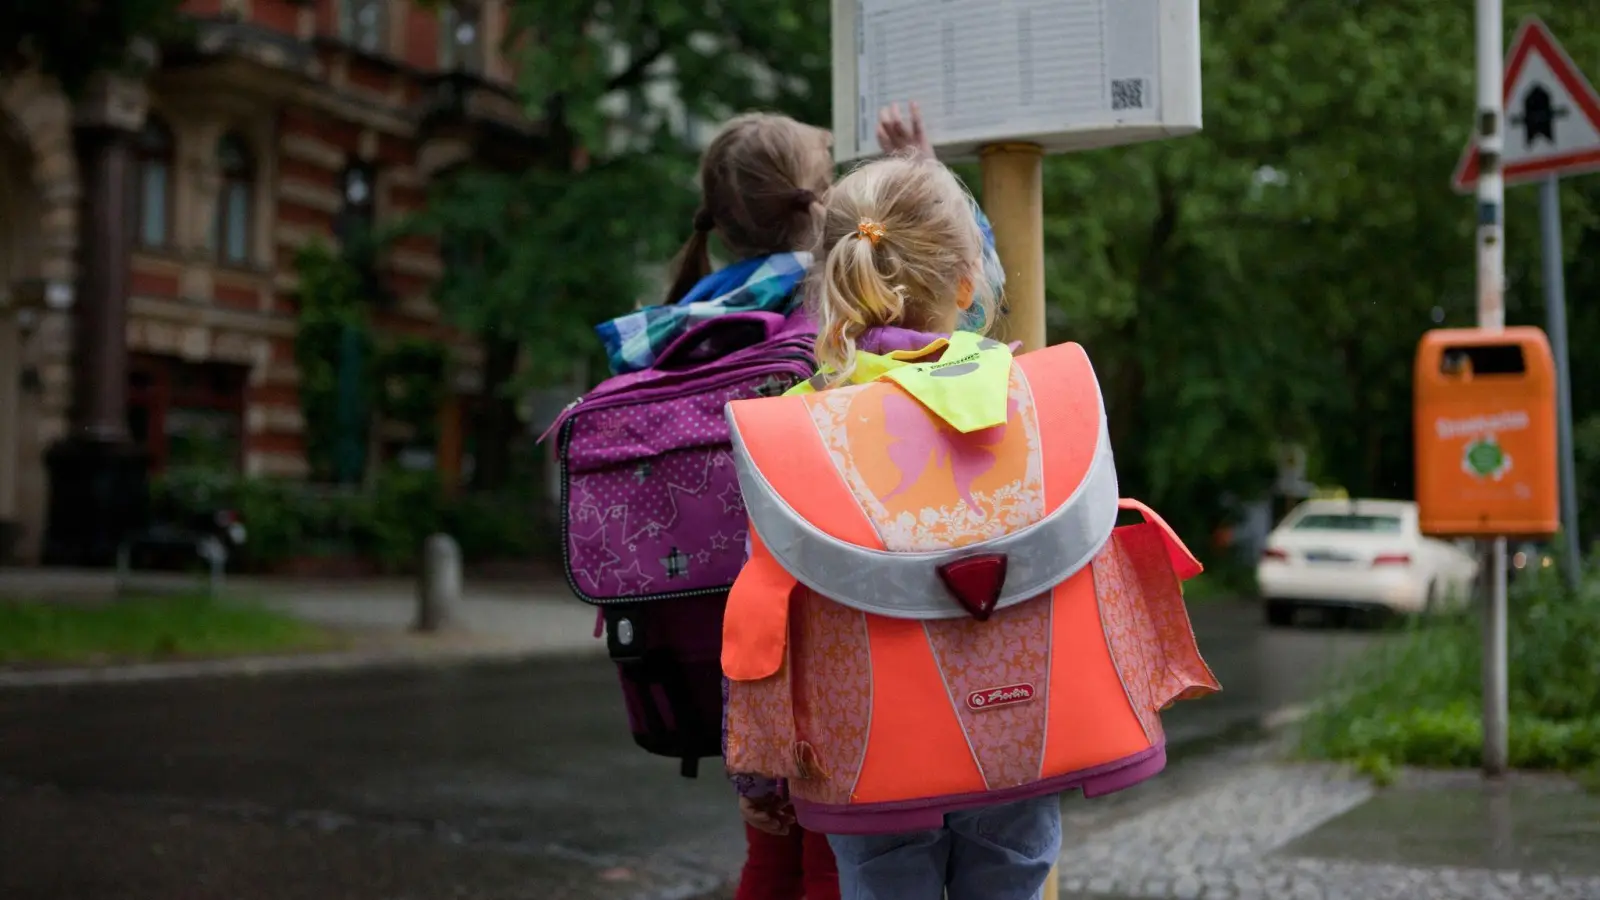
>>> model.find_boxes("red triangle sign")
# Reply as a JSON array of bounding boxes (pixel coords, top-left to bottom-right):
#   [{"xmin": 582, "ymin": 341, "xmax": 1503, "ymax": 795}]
[
  {"xmin": 1453, "ymin": 17, "xmax": 1600, "ymax": 193},
  {"xmin": 937, "ymin": 554, "xmax": 1008, "ymax": 622}
]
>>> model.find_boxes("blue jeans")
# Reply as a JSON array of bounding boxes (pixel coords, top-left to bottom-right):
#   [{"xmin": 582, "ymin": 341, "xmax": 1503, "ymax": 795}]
[{"xmin": 826, "ymin": 794, "xmax": 1062, "ymax": 900}]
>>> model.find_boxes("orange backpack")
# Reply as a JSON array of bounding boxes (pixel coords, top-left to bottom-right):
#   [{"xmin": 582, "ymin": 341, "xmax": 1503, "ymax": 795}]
[{"xmin": 721, "ymin": 341, "xmax": 1219, "ymax": 834}]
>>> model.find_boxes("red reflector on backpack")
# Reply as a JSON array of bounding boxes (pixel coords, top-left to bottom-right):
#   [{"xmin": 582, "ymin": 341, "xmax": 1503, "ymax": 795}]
[{"xmin": 936, "ymin": 554, "xmax": 1008, "ymax": 622}]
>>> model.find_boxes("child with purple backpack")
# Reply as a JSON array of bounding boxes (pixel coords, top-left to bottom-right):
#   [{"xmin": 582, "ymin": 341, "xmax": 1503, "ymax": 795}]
[
  {"xmin": 557, "ymin": 110, "xmax": 842, "ymax": 900},
  {"xmin": 550, "ymin": 104, "xmax": 996, "ymax": 900}
]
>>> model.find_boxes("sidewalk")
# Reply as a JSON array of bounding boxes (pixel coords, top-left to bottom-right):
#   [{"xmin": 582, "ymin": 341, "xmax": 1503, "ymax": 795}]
[
  {"xmin": 0, "ymin": 567, "xmax": 606, "ymax": 687},
  {"xmin": 1052, "ymin": 740, "xmax": 1600, "ymax": 900}
]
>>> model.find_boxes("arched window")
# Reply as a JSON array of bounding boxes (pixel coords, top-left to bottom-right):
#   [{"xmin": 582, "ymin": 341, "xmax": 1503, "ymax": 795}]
[
  {"xmin": 134, "ymin": 117, "xmax": 174, "ymax": 248},
  {"xmin": 213, "ymin": 133, "xmax": 254, "ymax": 265}
]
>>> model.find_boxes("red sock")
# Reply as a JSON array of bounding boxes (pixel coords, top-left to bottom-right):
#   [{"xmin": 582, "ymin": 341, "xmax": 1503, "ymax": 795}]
[{"xmin": 735, "ymin": 823, "xmax": 804, "ymax": 900}]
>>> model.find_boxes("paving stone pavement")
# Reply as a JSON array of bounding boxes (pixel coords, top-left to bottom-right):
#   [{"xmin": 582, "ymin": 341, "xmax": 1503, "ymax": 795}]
[{"xmin": 1056, "ymin": 758, "xmax": 1600, "ymax": 900}]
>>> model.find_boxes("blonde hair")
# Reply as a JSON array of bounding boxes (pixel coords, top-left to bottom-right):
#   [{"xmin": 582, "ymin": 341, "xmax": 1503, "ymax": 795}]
[
  {"xmin": 663, "ymin": 113, "xmax": 834, "ymax": 304},
  {"xmin": 810, "ymin": 155, "xmax": 997, "ymax": 383}
]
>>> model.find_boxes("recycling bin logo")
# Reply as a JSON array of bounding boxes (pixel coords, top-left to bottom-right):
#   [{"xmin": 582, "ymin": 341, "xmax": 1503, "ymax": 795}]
[{"xmin": 1463, "ymin": 434, "xmax": 1512, "ymax": 481}]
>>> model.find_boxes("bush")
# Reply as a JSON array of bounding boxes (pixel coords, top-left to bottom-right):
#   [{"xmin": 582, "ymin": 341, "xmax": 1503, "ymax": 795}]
[
  {"xmin": 1301, "ymin": 559, "xmax": 1600, "ymax": 773},
  {"xmin": 152, "ymin": 468, "xmax": 546, "ymax": 573},
  {"xmin": 1183, "ymin": 557, "xmax": 1259, "ymax": 603}
]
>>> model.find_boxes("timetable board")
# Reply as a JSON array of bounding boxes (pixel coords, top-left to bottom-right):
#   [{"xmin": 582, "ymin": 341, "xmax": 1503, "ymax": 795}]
[{"xmin": 831, "ymin": 0, "xmax": 1203, "ymax": 162}]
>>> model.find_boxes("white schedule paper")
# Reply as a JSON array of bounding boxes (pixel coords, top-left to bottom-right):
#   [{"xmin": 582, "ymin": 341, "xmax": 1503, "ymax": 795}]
[{"xmin": 836, "ymin": 0, "xmax": 1197, "ymax": 161}]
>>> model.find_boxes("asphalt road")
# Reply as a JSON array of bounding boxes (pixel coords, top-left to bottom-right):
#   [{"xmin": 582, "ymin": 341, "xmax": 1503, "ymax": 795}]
[{"xmin": 0, "ymin": 600, "xmax": 1387, "ymax": 900}]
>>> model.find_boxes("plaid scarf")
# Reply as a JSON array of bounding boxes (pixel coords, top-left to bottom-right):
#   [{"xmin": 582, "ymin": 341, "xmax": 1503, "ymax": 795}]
[
  {"xmin": 596, "ymin": 205, "xmax": 1002, "ymax": 376},
  {"xmin": 595, "ymin": 252, "xmax": 812, "ymax": 375}
]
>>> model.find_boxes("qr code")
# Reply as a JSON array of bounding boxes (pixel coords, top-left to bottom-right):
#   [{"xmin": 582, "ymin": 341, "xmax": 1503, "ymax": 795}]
[{"xmin": 1111, "ymin": 78, "xmax": 1146, "ymax": 111}]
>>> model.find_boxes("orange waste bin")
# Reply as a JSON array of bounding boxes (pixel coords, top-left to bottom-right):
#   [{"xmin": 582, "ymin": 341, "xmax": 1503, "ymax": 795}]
[{"xmin": 1413, "ymin": 327, "xmax": 1559, "ymax": 538}]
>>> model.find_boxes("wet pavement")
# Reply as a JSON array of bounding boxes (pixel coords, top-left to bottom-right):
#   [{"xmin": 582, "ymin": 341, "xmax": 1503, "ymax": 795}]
[
  {"xmin": 1283, "ymin": 770, "xmax": 1600, "ymax": 878},
  {"xmin": 1056, "ymin": 741, "xmax": 1600, "ymax": 900},
  {"xmin": 0, "ymin": 600, "xmax": 1388, "ymax": 899}
]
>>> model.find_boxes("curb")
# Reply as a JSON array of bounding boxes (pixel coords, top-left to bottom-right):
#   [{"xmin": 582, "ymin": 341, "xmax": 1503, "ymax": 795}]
[{"xmin": 0, "ymin": 641, "xmax": 607, "ymax": 690}]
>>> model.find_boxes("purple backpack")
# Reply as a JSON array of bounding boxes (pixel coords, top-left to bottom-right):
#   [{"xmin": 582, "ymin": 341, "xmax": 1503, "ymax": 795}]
[{"xmin": 547, "ymin": 310, "xmax": 816, "ymax": 776}]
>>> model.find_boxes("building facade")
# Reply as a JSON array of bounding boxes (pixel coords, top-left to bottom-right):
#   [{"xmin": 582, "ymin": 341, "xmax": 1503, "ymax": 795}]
[{"xmin": 0, "ymin": 0, "xmax": 536, "ymax": 564}]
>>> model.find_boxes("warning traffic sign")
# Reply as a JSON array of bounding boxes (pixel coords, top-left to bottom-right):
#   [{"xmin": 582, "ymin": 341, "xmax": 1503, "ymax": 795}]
[{"xmin": 1452, "ymin": 18, "xmax": 1600, "ymax": 193}]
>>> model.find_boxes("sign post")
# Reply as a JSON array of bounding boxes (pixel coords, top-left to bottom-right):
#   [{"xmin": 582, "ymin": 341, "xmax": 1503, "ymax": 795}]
[
  {"xmin": 981, "ymin": 144, "xmax": 1047, "ymax": 351},
  {"xmin": 1474, "ymin": 0, "xmax": 1510, "ymax": 784},
  {"xmin": 1452, "ymin": 13, "xmax": 1600, "ymax": 778},
  {"xmin": 1453, "ymin": 15, "xmax": 1600, "ymax": 594},
  {"xmin": 832, "ymin": 2, "xmax": 1205, "ymax": 893},
  {"xmin": 1539, "ymin": 175, "xmax": 1581, "ymax": 589}
]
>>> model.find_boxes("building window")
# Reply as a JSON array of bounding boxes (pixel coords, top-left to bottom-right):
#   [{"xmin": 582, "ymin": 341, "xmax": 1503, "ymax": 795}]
[
  {"xmin": 339, "ymin": 0, "xmax": 388, "ymax": 54},
  {"xmin": 213, "ymin": 133, "xmax": 254, "ymax": 265},
  {"xmin": 438, "ymin": 3, "xmax": 482, "ymax": 73},
  {"xmin": 134, "ymin": 117, "xmax": 174, "ymax": 248},
  {"xmin": 126, "ymin": 355, "xmax": 247, "ymax": 474}
]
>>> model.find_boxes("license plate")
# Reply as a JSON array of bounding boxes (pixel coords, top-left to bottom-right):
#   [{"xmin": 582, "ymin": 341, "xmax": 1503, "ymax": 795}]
[{"xmin": 1304, "ymin": 550, "xmax": 1355, "ymax": 564}]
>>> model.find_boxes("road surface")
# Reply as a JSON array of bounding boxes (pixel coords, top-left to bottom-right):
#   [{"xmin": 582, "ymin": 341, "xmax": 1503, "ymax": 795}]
[{"xmin": 0, "ymin": 600, "xmax": 1386, "ymax": 899}]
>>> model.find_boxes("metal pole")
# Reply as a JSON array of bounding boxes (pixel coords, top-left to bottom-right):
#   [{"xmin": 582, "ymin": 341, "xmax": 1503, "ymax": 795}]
[
  {"xmin": 1475, "ymin": 0, "xmax": 1509, "ymax": 779},
  {"xmin": 1539, "ymin": 175, "xmax": 1582, "ymax": 587}
]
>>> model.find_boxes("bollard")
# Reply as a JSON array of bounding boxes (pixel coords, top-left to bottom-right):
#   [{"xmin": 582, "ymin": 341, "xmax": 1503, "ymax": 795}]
[{"xmin": 415, "ymin": 533, "xmax": 464, "ymax": 633}]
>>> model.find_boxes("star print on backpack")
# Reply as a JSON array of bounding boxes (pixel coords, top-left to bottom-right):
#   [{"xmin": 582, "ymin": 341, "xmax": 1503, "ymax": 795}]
[{"xmin": 539, "ymin": 309, "xmax": 816, "ymax": 778}]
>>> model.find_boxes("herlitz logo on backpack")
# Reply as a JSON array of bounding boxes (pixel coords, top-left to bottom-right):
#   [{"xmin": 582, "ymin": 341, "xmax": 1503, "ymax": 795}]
[{"xmin": 966, "ymin": 683, "xmax": 1036, "ymax": 711}]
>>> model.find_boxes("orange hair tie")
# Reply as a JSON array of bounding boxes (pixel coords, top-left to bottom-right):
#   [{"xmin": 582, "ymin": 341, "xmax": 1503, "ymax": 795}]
[{"xmin": 856, "ymin": 220, "xmax": 886, "ymax": 246}]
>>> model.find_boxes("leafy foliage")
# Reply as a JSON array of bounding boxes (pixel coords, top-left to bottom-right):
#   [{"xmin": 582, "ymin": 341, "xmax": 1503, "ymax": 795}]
[
  {"xmin": 1301, "ymin": 563, "xmax": 1600, "ymax": 773},
  {"xmin": 400, "ymin": 0, "xmax": 831, "ymax": 486},
  {"xmin": 374, "ymin": 337, "xmax": 449, "ymax": 449},
  {"xmin": 1028, "ymin": 1, "xmax": 1600, "ymax": 548},
  {"xmin": 0, "ymin": 0, "xmax": 185, "ymax": 93},
  {"xmin": 292, "ymin": 243, "xmax": 376, "ymax": 484},
  {"xmin": 399, "ymin": 157, "xmax": 689, "ymax": 391},
  {"xmin": 504, "ymin": 0, "xmax": 832, "ymax": 151},
  {"xmin": 432, "ymin": 0, "xmax": 837, "ymax": 327},
  {"xmin": 152, "ymin": 467, "xmax": 544, "ymax": 573},
  {"xmin": 293, "ymin": 242, "xmax": 452, "ymax": 483}
]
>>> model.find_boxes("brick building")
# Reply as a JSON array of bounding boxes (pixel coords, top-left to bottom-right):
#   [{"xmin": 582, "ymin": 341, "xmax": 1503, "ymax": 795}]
[{"xmin": 0, "ymin": 1, "xmax": 538, "ymax": 564}]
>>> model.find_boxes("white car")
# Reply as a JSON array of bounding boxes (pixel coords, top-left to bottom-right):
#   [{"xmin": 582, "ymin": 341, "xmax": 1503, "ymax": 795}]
[{"xmin": 1256, "ymin": 499, "xmax": 1479, "ymax": 626}]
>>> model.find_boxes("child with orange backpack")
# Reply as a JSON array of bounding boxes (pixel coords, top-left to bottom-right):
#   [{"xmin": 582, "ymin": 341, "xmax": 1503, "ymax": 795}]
[{"xmin": 719, "ymin": 154, "xmax": 1220, "ymax": 899}]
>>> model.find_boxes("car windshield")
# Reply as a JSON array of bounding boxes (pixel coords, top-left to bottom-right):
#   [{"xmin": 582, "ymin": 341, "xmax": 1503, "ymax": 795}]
[{"xmin": 1291, "ymin": 513, "xmax": 1403, "ymax": 534}]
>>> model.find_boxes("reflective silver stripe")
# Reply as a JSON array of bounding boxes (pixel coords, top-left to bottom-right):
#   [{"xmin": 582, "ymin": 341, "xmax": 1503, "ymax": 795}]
[{"xmin": 726, "ymin": 403, "xmax": 1120, "ymax": 622}]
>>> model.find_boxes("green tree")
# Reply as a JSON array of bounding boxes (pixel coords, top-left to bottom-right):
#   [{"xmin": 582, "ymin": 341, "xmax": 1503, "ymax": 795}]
[
  {"xmin": 0, "ymin": 0, "xmax": 184, "ymax": 93},
  {"xmin": 403, "ymin": 0, "xmax": 830, "ymax": 488},
  {"xmin": 1035, "ymin": 0, "xmax": 1600, "ymax": 547}
]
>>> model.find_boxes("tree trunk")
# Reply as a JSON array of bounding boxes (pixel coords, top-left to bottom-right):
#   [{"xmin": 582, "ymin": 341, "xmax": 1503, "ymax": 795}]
[{"xmin": 471, "ymin": 336, "xmax": 521, "ymax": 490}]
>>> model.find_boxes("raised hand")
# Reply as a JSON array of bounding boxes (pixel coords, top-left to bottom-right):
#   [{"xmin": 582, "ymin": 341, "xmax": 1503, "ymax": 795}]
[{"xmin": 877, "ymin": 101, "xmax": 934, "ymax": 160}]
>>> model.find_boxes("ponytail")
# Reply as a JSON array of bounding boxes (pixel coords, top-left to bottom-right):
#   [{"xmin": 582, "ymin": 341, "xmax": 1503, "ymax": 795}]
[
  {"xmin": 662, "ymin": 209, "xmax": 716, "ymax": 305},
  {"xmin": 813, "ymin": 220, "xmax": 907, "ymax": 385},
  {"xmin": 809, "ymin": 157, "xmax": 993, "ymax": 388}
]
